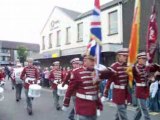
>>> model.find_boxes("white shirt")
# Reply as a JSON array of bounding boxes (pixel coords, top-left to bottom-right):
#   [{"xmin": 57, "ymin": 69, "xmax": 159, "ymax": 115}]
[{"xmin": 150, "ymin": 81, "xmax": 158, "ymax": 98}]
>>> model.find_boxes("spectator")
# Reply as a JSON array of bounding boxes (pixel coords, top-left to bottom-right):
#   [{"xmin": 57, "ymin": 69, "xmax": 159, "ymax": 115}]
[
  {"xmin": 43, "ymin": 67, "xmax": 50, "ymax": 87},
  {"xmin": 149, "ymin": 72, "xmax": 159, "ymax": 112}
]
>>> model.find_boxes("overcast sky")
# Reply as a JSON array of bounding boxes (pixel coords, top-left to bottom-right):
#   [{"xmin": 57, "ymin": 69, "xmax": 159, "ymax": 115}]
[{"xmin": 0, "ymin": 0, "xmax": 112, "ymax": 44}]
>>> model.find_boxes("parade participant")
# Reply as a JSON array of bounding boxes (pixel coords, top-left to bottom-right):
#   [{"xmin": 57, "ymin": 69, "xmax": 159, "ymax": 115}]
[
  {"xmin": 62, "ymin": 58, "xmax": 80, "ymax": 120},
  {"xmin": 62, "ymin": 54, "xmax": 114, "ymax": 120},
  {"xmin": 62, "ymin": 58, "xmax": 80, "ymax": 86},
  {"xmin": 49, "ymin": 61, "xmax": 63, "ymax": 110},
  {"xmin": 0, "ymin": 67, "xmax": 6, "ymax": 87},
  {"xmin": 101, "ymin": 48, "xmax": 129, "ymax": 120},
  {"xmin": 132, "ymin": 52, "xmax": 160, "ymax": 120},
  {"xmin": 20, "ymin": 58, "xmax": 39, "ymax": 115},
  {"xmin": 11, "ymin": 63, "xmax": 23, "ymax": 102}
]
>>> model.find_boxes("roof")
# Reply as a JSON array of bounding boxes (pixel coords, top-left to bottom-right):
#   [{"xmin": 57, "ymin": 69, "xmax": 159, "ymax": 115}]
[
  {"xmin": 40, "ymin": 6, "xmax": 81, "ymax": 34},
  {"xmin": 57, "ymin": 7, "xmax": 81, "ymax": 20},
  {"xmin": 75, "ymin": 0, "xmax": 122, "ymax": 20},
  {"xmin": 0, "ymin": 40, "xmax": 40, "ymax": 52}
]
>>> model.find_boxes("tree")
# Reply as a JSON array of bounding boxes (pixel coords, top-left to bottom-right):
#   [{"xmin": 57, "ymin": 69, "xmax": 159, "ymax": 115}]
[{"xmin": 17, "ymin": 46, "xmax": 28, "ymax": 66}]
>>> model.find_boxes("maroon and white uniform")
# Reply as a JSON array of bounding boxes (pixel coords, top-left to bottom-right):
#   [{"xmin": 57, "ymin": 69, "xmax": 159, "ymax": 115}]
[
  {"xmin": 20, "ymin": 66, "xmax": 39, "ymax": 89},
  {"xmin": 63, "ymin": 67, "xmax": 114, "ymax": 116},
  {"xmin": 104, "ymin": 62, "xmax": 129, "ymax": 105},
  {"xmin": 49, "ymin": 69, "xmax": 63, "ymax": 90},
  {"xmin": 133, "ymin": 63, "xmax": 160, "ymax": 99}
]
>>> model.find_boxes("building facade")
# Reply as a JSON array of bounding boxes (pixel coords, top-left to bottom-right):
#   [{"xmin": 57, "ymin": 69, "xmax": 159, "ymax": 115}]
[
  {"xmin": 38, "ymin": 0, "xmax": 160, "ymax": 68},
  {"xmin": 0, "ymin": 40, "xmax": 39, "ymax": 65},
  {"xmin": 38, "ymin": 0, "xmax": 123, "ymax": 67}
]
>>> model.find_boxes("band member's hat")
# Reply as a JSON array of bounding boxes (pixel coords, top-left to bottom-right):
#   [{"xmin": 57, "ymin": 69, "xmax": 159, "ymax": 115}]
[
  {"xmin": 137, "ymin": 52, "xmax": 147, "ymax": 59},
  {"xmin": 53, "ymin": 61, "xmax": 60, "ymax": 65},
  {"xmin": 117, "ymin": 48, "xmax": 129, "ymax": 55},
  {"xmin": 70, "ymin": 58, "xmax": 80, "ymax": 64}
]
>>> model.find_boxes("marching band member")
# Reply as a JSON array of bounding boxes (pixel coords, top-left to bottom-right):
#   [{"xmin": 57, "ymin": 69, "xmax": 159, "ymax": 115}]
[
  {"xmin": 49, "ymin": 61, "xmax": 63, "ymax": 111},
  {"xmin": 20, "ymin": 58, "xmax": 39, "ymax": 115},
  {"xmin": 0, "ymin": 67, "xmax": 6, "ymax": 87},
  {"xmin": 62, "ymin": 58, "xmax": 80, "ymax": 120},
  {"xmin": 62, "ymin": 54, "xmax": 113, "ymax": 120},
  {"xmin": 132, "ymin": 52, "xmax": 160, "ymax": 120},
  {"xmin": 101, "ymin": 48, "xmax": 129, "ymax": 120},
  {"xmin": 11, "ymin": 63, "xmax": 23, "ymax": 102}
]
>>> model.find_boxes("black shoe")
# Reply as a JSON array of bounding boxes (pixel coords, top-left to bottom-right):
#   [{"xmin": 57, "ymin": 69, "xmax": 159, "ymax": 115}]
[
  {"xmin": 28, "ymin": 111, "xmax": 33, "ymax": 115},
  {"xmin": 16, "ymin": 99, "xmax": 19, "ymax": 102},
  {"xmin": 56, "ymin": 106, "xmax": 61, "ymax": 111},
  {"xmin": 27, "ymin": 109, "xmax": 33, "ymax": 115},
  {"xmin": 68, "ymin": 116, "xmax": 75, "ymax": 120},
  {"xmin": 12, "ymin": 87, "xmax": 14, "ymax": 90}
]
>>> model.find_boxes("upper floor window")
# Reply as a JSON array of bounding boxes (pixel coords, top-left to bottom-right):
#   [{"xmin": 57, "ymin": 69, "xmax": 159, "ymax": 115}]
[
  {"xmin": 108, "ymin": 10, "xmax": 118, "ymax": 35},
  {"xmin": 49, "ymin": 33, "xmax": 52, "ymax": 48},
  {"xmin": 77, "ymin": 22, "xmax": 83, "ymax": 42},
  {"xmin": 57, "ymin": 30, "xmax": 61, "ymax": 47},
  {"xmin": 66, "ymin": 27, "xmax": 71, "ymax": 44},
  {"xmin": 42, "ymin": 36, "xmax": 45, "ymax": 50}
]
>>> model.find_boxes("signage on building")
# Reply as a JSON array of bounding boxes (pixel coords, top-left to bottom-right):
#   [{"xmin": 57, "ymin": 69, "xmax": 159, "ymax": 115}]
[{"xmin": 50, "ymin": 20, "xmax": 60, "ymax": 31}]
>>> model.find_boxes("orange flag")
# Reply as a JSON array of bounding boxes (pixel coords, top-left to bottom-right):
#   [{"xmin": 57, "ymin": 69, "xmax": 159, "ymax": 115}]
[{"xmin": 127, "ymin": 0, "xmax": 141, "ymax": 87}]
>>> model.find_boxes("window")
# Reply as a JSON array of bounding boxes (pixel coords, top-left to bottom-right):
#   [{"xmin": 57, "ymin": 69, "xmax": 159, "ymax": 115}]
[
  {"xmin": 77, "ymin": 22, "xmax": 83, "ymax": 42},
  {"xmin": 57, "ymin": 30, "xmax": 61, "ymax": 46},
  {"xmin": 108, "ymin": 10, "xmax": 118, "ymax": 35},
  {"xmin": 2, "ymin": 56, "xmax": 5, "ymax": 61},
  {"xmin": 42, "ymin": 36, "xmax": 45, "ymax": 50},
  {"xmin": 66, "ymin": 27, "xmax": 71, "ymax": 44},
  {"xmin": 49, "ymin": 33, "xmax": 52, "ymax": 48}
]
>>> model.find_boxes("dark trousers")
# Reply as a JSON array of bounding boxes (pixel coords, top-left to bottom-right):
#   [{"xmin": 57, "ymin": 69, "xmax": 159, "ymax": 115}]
[{"xmin": 15, "ymin": 84, "xmax": 22, "ymax": 100}]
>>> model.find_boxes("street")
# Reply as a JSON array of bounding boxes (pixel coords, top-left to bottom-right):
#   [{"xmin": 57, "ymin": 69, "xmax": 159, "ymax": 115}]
[{"xmin": 0, "ymin": 79, "xmax": 159, "ymax": 120}]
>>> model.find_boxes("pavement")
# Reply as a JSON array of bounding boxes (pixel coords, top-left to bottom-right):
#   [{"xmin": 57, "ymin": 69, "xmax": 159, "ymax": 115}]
[{"xmin": 0, "ymin": 79, "xmax": 159, "ymax": 120}]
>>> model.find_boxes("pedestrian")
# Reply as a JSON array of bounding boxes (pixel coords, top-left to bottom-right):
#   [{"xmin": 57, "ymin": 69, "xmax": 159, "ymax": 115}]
[
  {"xmin": 11, "ymin": 63, "xmax": 23, "ymax": 102},
  {"xmin": 149, "ymin": 72, "xmax": 159, "ymax": 112},
  {"xmin": 49, "ymin": 61, "xmax": 63, "ymax": 111},
  {"xmin": 101, "ymin": 48, "xmax": 129, "ymax": 120},
  {"xmin": 43, "ymin": 67, "xmax": 50, "ymax": 87},
  {"xmin": 20, "ymin": 58, "xmax": 39, "ymax": 115},
  {"xmin": 132, "ymin": 52, "xmax": 160, "ymax": 120}
]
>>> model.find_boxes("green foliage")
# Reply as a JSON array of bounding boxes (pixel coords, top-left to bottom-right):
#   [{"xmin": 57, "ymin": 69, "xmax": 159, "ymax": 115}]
[{"xmin": 17, "ymin": 46, "xmax": 28, "ymax": 65}]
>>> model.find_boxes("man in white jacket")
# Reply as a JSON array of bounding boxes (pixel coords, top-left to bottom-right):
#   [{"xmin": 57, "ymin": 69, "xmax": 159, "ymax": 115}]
[{"xmin": 11, "ymin": 63, "xmax": 24, "ymax": 102}]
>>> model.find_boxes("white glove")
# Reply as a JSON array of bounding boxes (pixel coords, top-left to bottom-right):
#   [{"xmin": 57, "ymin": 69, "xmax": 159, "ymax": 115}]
[
  {"xmin": 97, "ymin": 109, "xmax": 101, "ymax": 117},
  {"xmin": 37, "ymin": 80, "xmax": 41, "ymax": 84},
  {"xmin": 25, "ymin": 78, "xmax": 29, "ymax": 83},
  {"xmin": 62, "ymin": 106, "xmax": 68, "ymax": 112},
  {"xmin": 101, "ymin": 96, "xmax": 107, "ymax": 103}
]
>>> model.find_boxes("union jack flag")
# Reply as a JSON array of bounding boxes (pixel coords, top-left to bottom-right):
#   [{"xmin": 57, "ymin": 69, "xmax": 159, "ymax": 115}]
[{"xmin": 87, "ymin": 0, "xmax": 102, "ymax": 62}]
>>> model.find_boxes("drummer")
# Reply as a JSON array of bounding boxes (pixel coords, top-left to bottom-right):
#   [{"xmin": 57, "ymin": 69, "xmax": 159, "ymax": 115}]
[
  {"xmin": 11, "ymin": 63, "xmax": 23, "ymax": 102},
  {"xmin": 49, "ymin": 61, "xmax": 63, "ymax": 110},
  {"xmin": 20, "ymin": 58, "xmax": 39, "ymax": 115}
]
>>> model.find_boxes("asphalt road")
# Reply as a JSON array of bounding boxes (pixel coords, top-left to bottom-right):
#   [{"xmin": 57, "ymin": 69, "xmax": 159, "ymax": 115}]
[{"xmin": 0, "ymin": 79, "xmax": 159, "ymax": 120}]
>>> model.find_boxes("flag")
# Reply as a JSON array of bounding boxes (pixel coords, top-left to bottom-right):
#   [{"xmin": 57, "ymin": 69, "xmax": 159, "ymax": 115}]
[
  {"xmin": 86, "ymin": 0, "xmax": 102, "ymax": 64},
  {"xmin": 127, "ymin": 0, "xmax": 141, "ymax": 87},
  {"xmin": 146, "ymin": 1, "xmax": 158, "ymax": 63}
]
